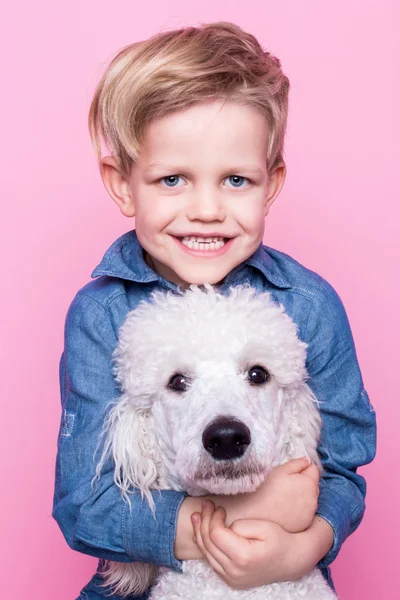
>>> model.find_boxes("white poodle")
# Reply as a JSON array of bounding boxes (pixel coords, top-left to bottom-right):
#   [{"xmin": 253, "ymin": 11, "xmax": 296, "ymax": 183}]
[{"xmin": 93, "ymin": 284, "xmax": 336, "ymax": 599}]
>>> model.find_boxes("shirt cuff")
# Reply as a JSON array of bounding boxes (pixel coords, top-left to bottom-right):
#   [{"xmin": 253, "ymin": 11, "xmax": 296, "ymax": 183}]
[
  {"xmin": 315, "ymin": 484, "xmax": 353, "ymax": 568},
  {"xmin": 123, "ymin": 489, "xmax": 188, "ymax": 571}
]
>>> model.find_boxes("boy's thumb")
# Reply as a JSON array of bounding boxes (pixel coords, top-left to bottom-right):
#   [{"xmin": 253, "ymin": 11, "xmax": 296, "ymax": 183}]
[{"xmin": 281, "ymin": 457, "xmax": 311, "ymax": 474}]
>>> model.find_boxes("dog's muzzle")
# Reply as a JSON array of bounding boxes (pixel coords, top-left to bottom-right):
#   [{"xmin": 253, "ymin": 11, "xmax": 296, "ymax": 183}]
[{"xmin": 202, "ymin": 418, "xmax": 251, "ymax": 461}]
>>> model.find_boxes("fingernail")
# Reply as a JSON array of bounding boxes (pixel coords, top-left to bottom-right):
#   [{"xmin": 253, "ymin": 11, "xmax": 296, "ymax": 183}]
[
  {"xmin": 191, "ymin": 513, "xmax": 199, "ymax": 524},
  {"xmin": 202, "ymin": 500, "xmax": 209, "ymax": 509}
]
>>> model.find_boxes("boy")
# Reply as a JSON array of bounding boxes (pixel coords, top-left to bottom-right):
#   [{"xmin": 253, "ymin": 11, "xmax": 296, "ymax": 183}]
[{"xmin": 52, "ymin": 22, "xmax": 376, "ymax": 599}]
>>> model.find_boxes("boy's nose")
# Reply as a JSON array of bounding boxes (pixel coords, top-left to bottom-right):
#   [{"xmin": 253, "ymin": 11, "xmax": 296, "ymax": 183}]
[{"xmin": 187, "ymin": 189, "xmax": 226, "ymax": 222}]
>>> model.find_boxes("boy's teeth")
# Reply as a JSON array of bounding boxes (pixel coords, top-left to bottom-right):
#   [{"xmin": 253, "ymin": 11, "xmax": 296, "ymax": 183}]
[
  {"xmin": 180, "ymin": 236, "xmax": 227, "ymax": 250},
  {"xmin": 182, "ymin": 236, "xmax": 225, "ymax": 242}
]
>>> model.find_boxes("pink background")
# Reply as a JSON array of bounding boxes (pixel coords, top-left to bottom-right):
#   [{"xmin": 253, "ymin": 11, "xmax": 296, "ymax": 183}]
[{"xmin": 1, "ymin": 1, "xmax": 398, "ymax": 598}]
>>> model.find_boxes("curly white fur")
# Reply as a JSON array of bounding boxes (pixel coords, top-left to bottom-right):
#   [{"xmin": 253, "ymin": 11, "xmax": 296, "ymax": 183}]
[{"xmin": 92, "ymin": 284, "xmax": 336, "ymax": 599}]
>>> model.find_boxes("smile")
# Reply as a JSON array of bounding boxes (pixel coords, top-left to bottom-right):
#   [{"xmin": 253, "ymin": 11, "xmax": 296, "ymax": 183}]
[
  {"xmin": 173, "ymin": 235, "xmax": 234, "ymax": 257},
  {"xmin": 181, "ymin": 236, "xmax": 226, "ymax": 250}
]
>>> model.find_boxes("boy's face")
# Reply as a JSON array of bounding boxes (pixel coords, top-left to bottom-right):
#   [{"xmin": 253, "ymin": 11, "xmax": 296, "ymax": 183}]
[{"xmin": 101, "ymin": 99, "xmax": 285, "ymax": 287}]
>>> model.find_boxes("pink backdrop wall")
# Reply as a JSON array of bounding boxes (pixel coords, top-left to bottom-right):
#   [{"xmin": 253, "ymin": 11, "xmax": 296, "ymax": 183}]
[{"xmin": 1, "ymin": 1, "xmax": 398, "ymax": 598}]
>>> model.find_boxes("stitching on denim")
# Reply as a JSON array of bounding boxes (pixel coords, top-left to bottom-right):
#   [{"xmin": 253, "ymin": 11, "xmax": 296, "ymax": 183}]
[
  {"xmin": 60, "ymin": 409, "xmax": 75, "ymax": 437},
  {"xmin": 300, "ymin": 299, "xmax": 314, "ymax": 343},
  {"xmin": 75, "ymin": 530, "xmax": 127, "ymax": 553},
  {"xmin": 103, "ymin": 289, "xmax": 127, "ymax": 308},
  {"xmin": 291, "ymin": 286, "xmax": 317, "ymax": 298},
  {"xmin": 321, "ymin": 484, "xmax": 362, "ymax": 527},
  {"xmin": 361, "ymin": 389, "xmax": 375, "ymax": 413},
  {"xmin": 121, "ymin": 498, "xmax": 129, "ymax": 556},
  {"xmin": 167, "ymin": 495, "xmax": 175, "ymax": 566},
  {"xmin": 253, "ymin": 268, "xmax": 288, "ymax": 288},
  {"xmin": 92, "ymin": 268, "xmax": 159, "ymax": 285},
  {"xmin": 349, "ymin": 506, "xmax": 364, "ymax": 528},
  {"xmin": 281, "ymin": 288, "xmax": 314, "ymax": 343},
  {"xmin": 79, "ymin": 291, "xmax": 115, "ymax": 310},
  {"xmin": 78, "ymin": 293, "xmax": 119, "ymax": 342},
  {"xmin": 102, "ymin": 234, "xmax": 129, "ymax": 271}
]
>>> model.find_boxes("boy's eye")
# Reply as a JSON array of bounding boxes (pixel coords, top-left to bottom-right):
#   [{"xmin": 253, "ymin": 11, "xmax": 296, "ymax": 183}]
[
  {"xmin": 159, "ymin": 175, "xmax": 185, "ymax": 187},
  {"xmin": 224, "ymin": 175, "xmax": 250, "ymax": 188},
  {"xmin": 158, "ymin": 174, "xmax": 251, "ymax": 188}
]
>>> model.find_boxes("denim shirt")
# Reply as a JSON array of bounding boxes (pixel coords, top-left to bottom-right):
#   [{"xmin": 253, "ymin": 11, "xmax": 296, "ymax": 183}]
[{"xmin": 52, "ymin": 229, "xmax": 376, "ymax": 598}]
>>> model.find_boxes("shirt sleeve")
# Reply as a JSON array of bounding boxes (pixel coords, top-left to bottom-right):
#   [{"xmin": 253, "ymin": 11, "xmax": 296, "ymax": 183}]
[
  {"xmin": 52, "ymin": 292, "xmax": 187, "ymax": 569},
  {"xmin": 304, "ymin": 280, "xmax": 377, "ymax": 568}
]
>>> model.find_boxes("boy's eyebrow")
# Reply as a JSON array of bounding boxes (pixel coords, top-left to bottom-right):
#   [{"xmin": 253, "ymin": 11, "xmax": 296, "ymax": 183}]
[{"xmin": 144, "ymin": 162, "xmax": 265, "ymax": 177}]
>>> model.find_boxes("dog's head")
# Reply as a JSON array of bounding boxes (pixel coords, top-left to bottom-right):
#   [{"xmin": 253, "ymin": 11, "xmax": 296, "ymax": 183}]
[{"xmin": 95, "ymin": 284, "xmax": 321, "ymax": 507}]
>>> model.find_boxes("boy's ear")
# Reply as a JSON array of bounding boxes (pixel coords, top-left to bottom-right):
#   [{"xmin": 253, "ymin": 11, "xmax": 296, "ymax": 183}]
[
  {"xmin": 100, "ymin": 156, "xmax": 135, "ymax": 217},
  {"xmin": 264, "ymin": 161, "xmax": 286, "ymax": 216}
]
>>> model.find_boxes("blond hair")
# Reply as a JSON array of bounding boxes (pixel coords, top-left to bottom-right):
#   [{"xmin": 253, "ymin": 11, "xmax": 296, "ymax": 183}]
[{"xmin": 88, "ymin": 22, "xmax": 289, "ymax": 176}]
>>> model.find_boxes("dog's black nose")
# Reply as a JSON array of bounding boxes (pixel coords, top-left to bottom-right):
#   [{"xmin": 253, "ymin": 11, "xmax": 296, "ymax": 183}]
[{"xmin": 202, "ymin": 418, "xmax": 251, "ymax": 461}]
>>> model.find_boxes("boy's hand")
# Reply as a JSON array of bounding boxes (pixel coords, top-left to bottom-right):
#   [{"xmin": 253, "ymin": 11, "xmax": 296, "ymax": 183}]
[
  {"xmin": 191, "ymin": 501, "xmax": 307, "ymax": 589},
  {"xmin": 175, "ymin": 457, "xmax": 320, "ymax": 561},
  {"xmin": 253, "ymin": 457, "xmax": 321, "ymax": 533}
]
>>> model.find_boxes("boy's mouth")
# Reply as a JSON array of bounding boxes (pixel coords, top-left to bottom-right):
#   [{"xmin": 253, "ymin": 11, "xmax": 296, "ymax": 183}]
[{"xmin": 177, "ymin": 236, "xmax": 229, "ymax": 251}]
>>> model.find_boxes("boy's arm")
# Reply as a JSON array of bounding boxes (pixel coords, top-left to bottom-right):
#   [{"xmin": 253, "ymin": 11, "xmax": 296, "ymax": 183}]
[
  {"xmin": 305, "ymin": 280, "xmax": 376, "ymax": 568},
  {"xmin": 52, "ymin": 292, "xmax": 186, "ymax": 571},
  {"xmin": 176, "ymin": 280, "xmax": 378, "ymax": 570},
  {"xmin": 187, "ymin": 281, "xmax": 375, "ymax": 587}
]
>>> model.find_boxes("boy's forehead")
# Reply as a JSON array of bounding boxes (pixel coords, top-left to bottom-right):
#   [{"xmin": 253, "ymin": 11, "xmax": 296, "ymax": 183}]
[{"xmin": 137, "ymin": 100, "xmax": 269, "ymax": 170}]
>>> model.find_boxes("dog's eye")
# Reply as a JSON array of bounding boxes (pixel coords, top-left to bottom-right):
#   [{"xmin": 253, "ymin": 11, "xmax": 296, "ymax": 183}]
[
  {"xmin": 247, "ymin": 365, "xmax": 270, "ymax": 385},
  {"xmin": 168, "ymin": 373, "xmax": 189, "ymax": 392}
]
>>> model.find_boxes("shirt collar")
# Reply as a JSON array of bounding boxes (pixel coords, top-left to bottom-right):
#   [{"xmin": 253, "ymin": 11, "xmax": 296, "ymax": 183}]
[{"xmin": 91, "ymin": 229, "xmax": 291, "ymax": 289}]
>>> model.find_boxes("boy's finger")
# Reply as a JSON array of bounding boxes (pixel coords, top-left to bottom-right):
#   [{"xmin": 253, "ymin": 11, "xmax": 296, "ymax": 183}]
[
  {"xmin": 195, "ymin": 506, "xmax": 230, "ymax": 574},
  {"xmin": 192, "ymin": 513, "xmax": 228, "ymax": 577},
  {"xmin": 302, "ymin": 463, "xmax": 320, "ymax": 482},
  {"xmin": 200, "ymin": 503, "xmax": 231, "ymax": 563},
  {"xmin": 279, "ymin": 457, "xmax": 311, "ymax": 474},
  {"xmin": 202, "ymin": 549, "xmax": 227, "ymax": 579},
  {"xmin": 192, "ymin": 512, "xmax": 207, "ymax": 557},
  {"xmin": 202, "ymin": 506, "xmax": 234, "ymax": 564},
  {"xmin": 206, "ymin": 511, "xmax": 252, "ymax": 561},
  {"xmin": 199, "ymin": 500, "xmax": 214, "ymax": 548}
]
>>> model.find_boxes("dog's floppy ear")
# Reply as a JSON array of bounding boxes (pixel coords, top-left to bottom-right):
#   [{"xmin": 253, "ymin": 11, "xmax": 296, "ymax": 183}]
[
  {"xmin": 279, "ymin": 382, "xmax": 323, "ymax": 471},
  {"xmin": 92, "ymin": 396, "xmax": 160, "ymax": 514}
]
